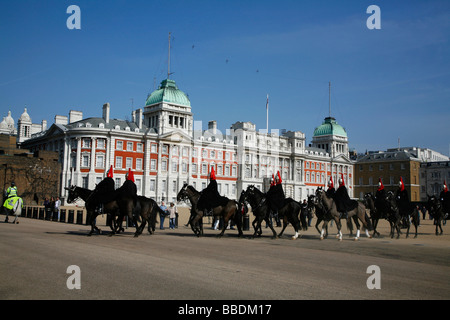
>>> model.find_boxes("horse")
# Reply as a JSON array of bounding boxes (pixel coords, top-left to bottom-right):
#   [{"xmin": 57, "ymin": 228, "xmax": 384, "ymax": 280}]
[
  {"xmin": 241, "ymin": 185, "xmax": 277, "ymax": 239},
  {"xmin": 364, "ymin": 192, "xmax": 401, "ymax": 238},
  {"xmin": 277, "ymin": 198, "xmax": 307, "ymax": 240},
  {"xmin": 176, "ymin": 184, "xmax": 243, "ymax": 238},
  {"xmin": 65, "ymin": 185, "xmax": 140, "ymax": 237},
  {"xmin": 427, "ymin": 195, "xmax": 445, "ymax": 236},
  {"xmin": 3, "ymin": 196, "xmax": 23, "ymax": 224},
  {"xmin": 315, "ymin": 188, "xmax": 372, "ymax": 241},
  {"xmin": 309, "ymin": 193, "xmax": 329, "ymax": 238}
]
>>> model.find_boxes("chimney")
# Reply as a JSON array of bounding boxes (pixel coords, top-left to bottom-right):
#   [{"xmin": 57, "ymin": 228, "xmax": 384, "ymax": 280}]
[
  {"xmin": 102, "ymin": 103, "xmax": 110, "ymax": 124},
  {"xmin": 135, "ymin": 109, "xmax": 143, "ymax": 129},
  {"xmin": 69, "ymin": 110, "xmax": 83, "ymax": 123},
  {"xmin": 208, "ymin": 120, "xmax": 217, "ymax": 134},
  {"xmin": 41, "ymin": 120, "xmax": 47, "ymax": 131},
  {"xmin": 55, "ymin": 115, "xmax": 68, "ymax": 125}
]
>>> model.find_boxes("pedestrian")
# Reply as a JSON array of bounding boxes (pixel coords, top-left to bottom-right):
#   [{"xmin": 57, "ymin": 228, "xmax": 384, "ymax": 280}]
[
  {"xmin": 159, "ymin": 201, "xmax": 167, "ymax": 230},
  {"xmin": 4, "ymin": 182, "xmax": 19, "ymax": 223},
  {"xmin": 54, "ymin": 197, "xmax": 61, "ymax": 221},
  {"xmin": 168, "ymin": 202, "xmax": 177, "ymax": 230}
]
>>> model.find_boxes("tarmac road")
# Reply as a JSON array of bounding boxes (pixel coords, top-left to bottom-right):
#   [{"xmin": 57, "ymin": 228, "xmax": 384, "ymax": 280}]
[{"xmin": 0, "ymin": 216, "xmax": 449, "ymax": 301}]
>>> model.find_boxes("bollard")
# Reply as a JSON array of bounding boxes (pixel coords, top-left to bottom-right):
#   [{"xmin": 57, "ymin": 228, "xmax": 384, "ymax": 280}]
[
  {"xmin": 68, "ymin": 210, "xmax": 74, "ymax": 224},
  {"xmin": 39, "ymin": 207, "xmax": 45, "ymax": 220},
  {"xmin": 76, "ymin": 210, "xmax": 83, "ymax": 225},
  {"xmin": 33, "ymin": 207, "xmax": 38, "ymax": 219},
  {"xmin": 243, "ymin": 214, "xmax": 249, "ymax": 231},
  {"xmin": 45, "ymin": 208, "xmax": 52, "ymax": 220},
  {"xmin": 60, "ymin": 209, "xmax": 66, "ymax": 223},
  {"xmin": 27, "ymin": 206, "xmax": 32, "ymax": 218}
]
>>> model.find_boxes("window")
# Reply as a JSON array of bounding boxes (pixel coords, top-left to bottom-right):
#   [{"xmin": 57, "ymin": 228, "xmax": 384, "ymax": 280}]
[
  {"xmin": 162, "ymin": 160, "xmax": 167, "ymax": 171},
  {"xmin": 126, "ymin": 157, "xmax": 133, "ymax": 169},
  {"xmin": 114, "ymin": 178, "xmax": 121, "ymax": 189},
  {"xmin": 97, "ymin": 139, "xmax": 106, "ymax": 149},
  {"xmin": 96, "ymin": 154, "xmax": 104, "ymax": 168},
  {"xmin": 82, "ymin": 138, "xmax": 91, "ymax": 148},
  {"xmin": 135, "ymin": 179, "xmax": 141, "ymax": 195},
  {"xmin": 172, "ymin": 162, "xmax": 178, "ymax": 172},
  {"xmin": 137, "ymin": 143, "xmax": 143, "ymax": 152},
  {"xmin": 150, "ymin": 159, "xmax": 156, "ymax": 171},
  {"xmin": 127, "ymin": 142, "xmax": 133, "ymax": 151},
  {"xmin": 116, "ymin": 156, "xmax": 123, "ymax": 168},
  {"xmin": 162, "ymin": 145, "xmax": 168, "ymax": 154},
  {"xmin": 116, "ymin": 141, "xmax": 123, "ymax": 150},
  {"xmin": 82, "ymin": 155, "xmax": 90, "ymax": 167},
  {"xmin": 151, "ymin": 144, "xmax": 157, "ymax": 153},
  {"xmin": 82, "ymin": 177, "xmax": 89, "ymax": 188},
  {"xmin": 136, "ymin": 158, "xmax": 142, "ymax": 170},
  {"xmin": 150, "ymin": 179, "xmax": 156, "ymax": 191}
]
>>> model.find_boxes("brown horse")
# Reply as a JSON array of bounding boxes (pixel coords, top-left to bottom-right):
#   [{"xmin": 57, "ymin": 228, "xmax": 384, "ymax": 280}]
[
  {"xmin": 176, "ymin": 184, "xmax": 243, "ymax": 238},
  {"xmin": 315, "ymin": 188, "xmax": 372, "ymax": 241}
]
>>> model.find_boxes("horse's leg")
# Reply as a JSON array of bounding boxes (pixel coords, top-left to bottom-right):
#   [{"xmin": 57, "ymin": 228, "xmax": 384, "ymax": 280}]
[
  {"xmin": 334, "ymin": 217, "xmax": 343, "ymax": 241},
  {"xmin": 351, "ymin": 215, "xmax": 361, "ymax": 240},
  {"xmin": 265, "ymin": 216, "xmax": 278, "ymax": 239},
  {"xmin": 218, "ymin": 213, "xmax": 230, "ymax": 238},
  {"xmin": 315, "ymin": 217, "xmax": 323, "ymax": 235},
  {"xmin": 320, "ymin": 220, "xmax": 329, "ymax": 240},
  {"xmin": 372, "ymin": 218, "xmax": 380, "ymax": 237},
  {"xmin": 278, "ymin": 216, "xmax": 288, "ymax": 238}
]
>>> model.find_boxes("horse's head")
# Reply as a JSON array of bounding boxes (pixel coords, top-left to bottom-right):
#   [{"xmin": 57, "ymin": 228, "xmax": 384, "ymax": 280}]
[
  {"xmin": 65, "ymin": 185, "xmax": 79, "ymax": 204},
  {"xmin": 385, "ymin": 191, "xmax": 399, "ymax": 213},
  {"xmin": 176, "ymin": 184, "xmax": 191, "ymax": 202}
]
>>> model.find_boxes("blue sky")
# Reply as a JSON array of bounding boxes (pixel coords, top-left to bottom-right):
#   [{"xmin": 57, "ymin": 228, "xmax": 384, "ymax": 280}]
[{"xmin": 1, "ymin": 0, "xmax": 449, "ymax": 155}]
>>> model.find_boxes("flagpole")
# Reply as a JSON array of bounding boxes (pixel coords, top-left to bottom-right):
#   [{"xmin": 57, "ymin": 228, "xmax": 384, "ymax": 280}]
[{"xmin": 266, "ymin": 94, "xmax": 269, "ymax": 132}]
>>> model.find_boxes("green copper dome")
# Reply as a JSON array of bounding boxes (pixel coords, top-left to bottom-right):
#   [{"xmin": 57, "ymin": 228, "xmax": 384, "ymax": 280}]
[
  {"xmin": 145, "ymin": 79, "xmax": 191, "ymax": 107},
  {"xmin": 313, "ymin": 117, "xmax": 347, "ymax": 137}
]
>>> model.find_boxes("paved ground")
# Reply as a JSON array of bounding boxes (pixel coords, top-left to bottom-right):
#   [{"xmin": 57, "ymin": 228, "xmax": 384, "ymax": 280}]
[{"xmin": 0, "ymin": 214, "xmax": 449, "ymax": 301}]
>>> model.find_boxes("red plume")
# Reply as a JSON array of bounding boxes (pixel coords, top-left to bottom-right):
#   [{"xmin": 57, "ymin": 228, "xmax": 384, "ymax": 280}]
[{"xmin": 107, "ymin": 165, "xmax": 113, "ymax": 178}]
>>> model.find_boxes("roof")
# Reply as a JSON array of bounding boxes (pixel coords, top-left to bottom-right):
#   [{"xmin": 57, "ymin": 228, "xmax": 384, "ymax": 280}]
[
  {"xmin": 145, "ymin": 79, "xmax": 191, "ymax": 107},
  {"xmin": 313, "ymin": 117, "xmax": 347, "ymax": 137}
]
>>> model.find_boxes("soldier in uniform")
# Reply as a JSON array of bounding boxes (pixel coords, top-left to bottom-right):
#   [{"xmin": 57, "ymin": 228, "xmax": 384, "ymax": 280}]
[
  {"xmin": 334, "ymin": 173, "xmax": 357, "ymax": 219},
  {"xmin": 440, "ymin": 180, "xmax": 450, "ymax": 220},
  {"xmin": 197, "ymin": 167, "xmax": 228, "ymax": 212},
  {"xmin": 395, "ymin": 176, "xmax": 411, "ymax": 227},
  {"xmin": 375, "ymin": 178, "xmax": 388, "ymax": 218}
]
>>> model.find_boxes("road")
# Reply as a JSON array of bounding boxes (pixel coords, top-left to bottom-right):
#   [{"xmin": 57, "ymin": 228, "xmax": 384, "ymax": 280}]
[{"xmin": 1, "ymin": 216, "xmax": 449, "ymax": 301}]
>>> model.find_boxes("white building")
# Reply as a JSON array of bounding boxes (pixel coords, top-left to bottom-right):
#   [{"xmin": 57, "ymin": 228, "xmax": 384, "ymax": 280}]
[{"xmin": 20, "ymin": 78, "xmax": 354, "ymax": 204}]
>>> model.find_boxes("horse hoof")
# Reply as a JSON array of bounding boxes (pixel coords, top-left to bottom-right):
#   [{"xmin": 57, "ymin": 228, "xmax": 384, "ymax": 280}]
[
  {"xmin": 320, "ymin": 237, "xmax": 324, "ymax": 240},
  {"xmin": 354, "ymin": 238, "xmax": 359, "ymax": 241}
]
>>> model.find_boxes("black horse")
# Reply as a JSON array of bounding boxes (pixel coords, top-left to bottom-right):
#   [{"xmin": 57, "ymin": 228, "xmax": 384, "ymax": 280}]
[
  {"xmin": 427, "ymin": 195, "xmax": 445, "ymax": 236},
  {"xmin": 65, "ymin": 185, "xmax": 140, "ymax": 237},
  {"xmin": 364, "ymin": 192, "xmax": 401, "ymax": 239},
  {"xmin": 241, "ymin": 185, "xmax": 277, "ymax": 239},
  {"xmin": 176, "ymin": 184, "xmax": 243, "ymax": 238}
]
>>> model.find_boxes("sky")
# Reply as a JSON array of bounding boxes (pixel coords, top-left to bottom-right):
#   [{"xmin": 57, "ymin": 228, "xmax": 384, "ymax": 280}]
[{"xmin": 1, "ymin": 0, "xmax": 449, "ymax": 156}]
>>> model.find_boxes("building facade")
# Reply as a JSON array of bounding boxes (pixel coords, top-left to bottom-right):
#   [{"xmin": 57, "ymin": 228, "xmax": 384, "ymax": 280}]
[
  {"xmin": 420, "ymin": 161, "xmax": 450, "ymax": 201},
  {"xmin": 19, "ymin": 78, "xmax": 354, "ymax": 205},
  {"xmin": 354, "ymin": 150, "xmax": 423, "ymax": 202}
]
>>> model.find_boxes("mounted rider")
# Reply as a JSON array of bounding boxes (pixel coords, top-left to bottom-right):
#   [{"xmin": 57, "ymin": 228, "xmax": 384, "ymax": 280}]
[
  {"xmin": 266, "ymin": 171, "xmax": 285, "ymax": 212},
  {"xmin": 197, "ymin": 167, "xmax": 228, "ymax": 212},
  {"xmin": 440, "ymin": 180, "xmax": 450, "ymax": 219},
  {"xmin": 374, "ymin": 177, "xmax": 388, "ymax": 218},
  {"xmin": 92, "ymin": 165, "xmax": 116, "ymax": 210},
  {"xmin": 326, "ymin": 176, "xmax": 335, "ymax": 198},
  {"xmin": 334, "ymin": 173, "xmax": 358, "ymax": 219},
  {"xmin": 3, "ymin": 182, "xmax": 23, "ymax": 223},
  {"xmin": 395, "ymin": 176, "xmax": 410, "ymax": 216}
]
